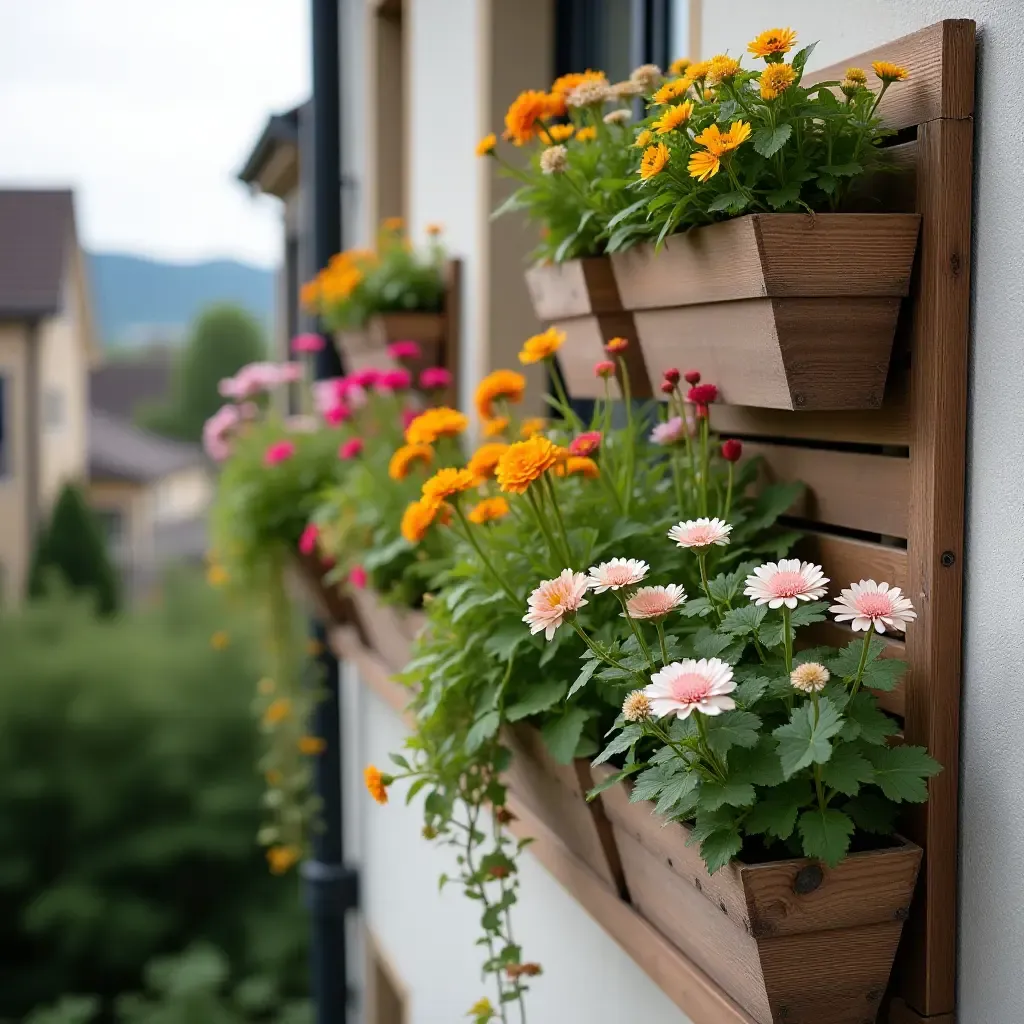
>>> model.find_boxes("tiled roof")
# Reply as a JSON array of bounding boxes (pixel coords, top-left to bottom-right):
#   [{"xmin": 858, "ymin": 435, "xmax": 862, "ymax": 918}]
[
  {"xmin": 88, "ymin": 410, "xmax": 204, "ymax": 483},
  {"xmin": 90, "ymin": 352, "xmax": 175, "ymax": 420},
  {"xmin": 0, "ymin": 189, "xmax": 75, "ymax": 317}
]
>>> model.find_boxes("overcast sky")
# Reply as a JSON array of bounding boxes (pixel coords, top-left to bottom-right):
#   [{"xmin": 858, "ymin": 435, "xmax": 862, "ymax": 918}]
[{"xmin": 0, "ymin": 0, "xmax": 310, "ymax": 269}]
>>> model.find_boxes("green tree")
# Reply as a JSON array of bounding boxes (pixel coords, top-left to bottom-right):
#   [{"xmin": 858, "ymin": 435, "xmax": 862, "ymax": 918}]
[
  {"xmin": 139, "ymin": 305, "xmax": 265, "ymax": 442},
  {"xmin": 28, "ymin": 483, "xmax": 120, "ymax": 616}
]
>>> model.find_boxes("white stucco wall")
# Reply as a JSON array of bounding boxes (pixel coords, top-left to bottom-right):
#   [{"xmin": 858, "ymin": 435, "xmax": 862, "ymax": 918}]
[
  {"xmin": 688, "ymin": 2, "xmax": 1024, "ymax": 1020},
  {"xmin": 342, "ymin": 664, "xmax": 693, "ymax": 1024}
]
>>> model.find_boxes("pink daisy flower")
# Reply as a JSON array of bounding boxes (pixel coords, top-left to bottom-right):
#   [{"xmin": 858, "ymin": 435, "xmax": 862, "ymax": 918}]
[
  {"xmin": 622, "ymin": 584, "xmax": 687, "ymax": 620},
  {"xmin": 349, "ymin": 565, "xmax": 368, "ymax": 590},
  {"xmin": 667, "ymin": 517, "xmax": 732, "ymax": 550},
  {"xmin": 264, "ymin": 440, "xmax": 296, "ymax": 466},
  {"xmin": 419, "ymin": 367, "xmax": 452, "ymax": 390},
  {"xmin": 388, "ymin": 340, "xmax": 422, "ymax": 361},
  {"xmin": 643, "ymin": 658, "xmax": 736, "ymax": 720},
  {"xmin": 594, "ymin": 360, "xmax": 616, "ymax": 379},
  {"xmin": 292, "ymin": 333, "xmax": 325, "ymax": 354},
  {"xmin": 743, "ymin": 559, "xmax": 829, "ymax": 609},
  {"xmin": 829, "ymin": 580, "xmax": 917, "ymax": 634},
  {"xmin": 569, "ymin": 431, "xmax": 602, "ymax": 457},
  {"xmin": 586, "ymin": 558, "xmax": 649, "ymax": 594},
  {"xmin": 298, "ymin": 523, "xmax": 319, "ymax": 556},
  {"xmin": 649, "ymin": 416, "xmax": 686, "ymax": 446},
  {"xmin": 522, "ymin": 569, "xmax": 589, "ymax": 640},
  {"xmin": 339, "ymin": 438, "xmax": 364, "ymax": 460}
]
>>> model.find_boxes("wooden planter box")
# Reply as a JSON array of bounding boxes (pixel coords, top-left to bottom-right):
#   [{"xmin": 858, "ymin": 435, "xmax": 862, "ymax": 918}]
[
  {"xmin": 334, "ymin": 311, "xmax": 445, "ymax": 375},
  {"xmin": 596, "ymin": 768, "xmax": 922, "ymax": 1024},
  {"xmin": 524, "ymin": 258, "xmax": 652, "ymax": 401},
  {"xmin": 502, "ymin": 725, "xmax": 627, "ymax": 898},
  {"xmin": 609, "ymin": 214, "xmax": 921, "ymax": 410},
  {"xmin": 349, "ymin": 587, "xmax": 426, "ymax": 675},
  {"xmin": 292, "ymin": 552, "xmax": 354, "ymax": 626}
]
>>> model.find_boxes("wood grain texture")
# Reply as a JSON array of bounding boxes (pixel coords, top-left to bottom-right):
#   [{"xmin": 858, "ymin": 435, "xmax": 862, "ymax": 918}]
[
  {"xmin": 349, "ymin": 588, "xmax": 420, "ymax": 675},
  {"xmin": 292, "ymin": 554, "xmax": 356, "ymax": 627},
  {"xmin": 524, "ymin": 257, "xmax": 622, "ymax": 319},
  {"xmin": 555, "ymin": 312, "xmax": 638, "ymax": 400},
  {"xmin": 795, "ymin": 531, "xmax": 909, "ymax": 593},
  {"xmin": 887, "ymin": 997, "xmax": 955, "ymax": 1024}
]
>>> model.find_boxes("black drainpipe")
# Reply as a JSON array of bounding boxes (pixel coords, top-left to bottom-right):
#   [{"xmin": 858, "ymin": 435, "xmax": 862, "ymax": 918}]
[{"xmin": 305, "ymin": 2, "xmax": 355, "ymax": 1023}]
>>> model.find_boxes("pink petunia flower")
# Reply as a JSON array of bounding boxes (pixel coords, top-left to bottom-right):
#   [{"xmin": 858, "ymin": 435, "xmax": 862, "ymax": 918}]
[
  {"xmin": 339, "ymin": 438, "xmax": 364, "ymax": 460},
  {"xmin": 829, "ymin": 580, "xmax": 917, "ymax": 634},
  {"xmin": 587, "ymin": 558, "xmax": 649, "ymax": 594},
  {"xmin": 594, "ymin": 360, "xmax": 616, "ymax": 379},
  {"xmin": 349, "ymin": 565, "xmax": 368, "ymax": 590},
  {"xmin": 569, "ymin": 431, "xmax": 602, "ymax": 457},
  {"xmin": 324, "ymin": 403, "xmax": 352, "ymax": 426},
  {"xmin": 419, "ymin": 367, "xmax": 452, "ymax": 391},
  {"xmin": 643, "ymin": 658, "xmax": 736, "ymax": 720},
  {"xmin": 202, "ymin": 404, "xmax": 241, "ymax": 461},
  {"xmin": 744, "ymin": 559, "xmax": 829, "ymax": 610},
  {"xmin": 623, "ymin": 584, "xmax": 687, "ymax": 620},
  {"xmin": 351, "ymin": 368, "xmax": 382, "ymax": 390},
  {"xmin": 292, "ymin": 333, "xmax": 325, "ymax": 354},
  {"xmin": 388, "ymin": 340, "xmax": 422, "ymax": 361},
  {"xmin": 278, "ymin": 362, "xmax": 304, "ymax": 383},
  {"xmin": 238, "ymin": 401, "xmax": 260, "ymax": 420},
  {"xmin": 668, "ymin": 517, "xmax": 732, "ymax": 550},
  {"xmin": 299, "ymin": 523, "xmax": 319, "ymax": 556},
  {"xmin": 378, "ymin": 369, "xmax": 412, "ymax": 392},
  {"xmin": 522, "ymin": 569, "xmax": 589, "ymax": 640},
  {"xmin": 264, "ymin": 440, "xmax": 296, "ymax": 466}
]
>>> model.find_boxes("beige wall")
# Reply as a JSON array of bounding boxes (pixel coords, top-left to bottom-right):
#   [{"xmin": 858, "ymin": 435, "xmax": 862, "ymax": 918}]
[
  {"xmin": 0, "ymin": 323, "xmax": 28, "ymax": 604},
  {"xmin": 87, "ymin": 478, "xmax": 149, "ymax": 574},
  {"xmin": 151, "ymin": 465, "xmax": 211, "ymax": 524}
]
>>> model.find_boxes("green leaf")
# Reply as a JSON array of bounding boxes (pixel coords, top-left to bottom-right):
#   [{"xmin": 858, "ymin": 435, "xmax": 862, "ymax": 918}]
[
  {"xmin": 655, "ymin": 771, "xmax": 700, "ymax": 816},
  {"xmin": 829, "ymin": 635, "xmax": 886, "ymax": 679},
  {"xmin": 682, "ymin": 597, "xmax": 713, "ymax": 618},
  {"xmin": 735, "ymin": 675, "xmax": 769, "ymax": 707},
  {"xmin": 705, "ymin": 711, "xmax": 761, "ymax": 757},
  {"xmin": 822, "ymin": 162, "xmax": 863, "ymax": 177},
  {"xmin": 820, "ymin": 743, "xmax": 875, "ymax": 796},
  {"xmin": 605, "ymin": 197, "xmax": 651, "ymax": 231},
  {"xmin": 700, "ymin": 779, "xmax": 756, "ymax": 811},
  {"xmin": 490, "ymin": 186, "xmax": 536, "ymax": 219},
  {"xmin": 466, "ymin": 709, "xmax": 501, "ymax": 753},
  {"xmin": 699, "ymin": 829, "xmax": 743, "ymax": 875},
  {"xmin": 692, "ymin": 627, "xmax": 734, "ymax": 659},
  {"xmin": 790, "ymin": 601, "xmax": 829, "ymax": 627},
  {"xmin": 541, "ymin": 707, "xmax": 590, "ymax": 765},
  {"xmin": 841, "ymin": 692, "xmax": 899, "ymax": 745},
  {"xmin": 798, "ymin": 807, "xmax": 854, "ymax": 866},
  {"xmin": 687, "ymin": 806, "xmax": 740, "ymax": 844},
  {"xmin": 773, "ymin": 698, "xmax": 844, "ymax": 777},
  {"xmin": 844, "ymin": 792, "xmax": 899, "ymax": 834},
  {"xmin": 484, "ymin": 626, "xmax": 527, "ymax": 661},
  {"xmin": 867, "ymin": 745, "xmax": 941, "ymax": 803},
  {"xmin": 766, "ymin": 183, "xmax": 802, "ymax": 209},
  {"xmin": 567, "ymin": 658, "xmax": 601, "ymax": 699},
  {"xmin": 389, "ymin": 753, "xmax": 410, "ymax": 770},
  {"xmin": 505, "ymin": 678, "xmax": 569, "ymax": 722},
  {"xmin": 716, "ymin": 99, "xmax": 739, "ymax": 123},
  {"xmin": 707, "ymin": 568, "xmax": 749, "ymax": 603},
  {"xmin": 630, "ymin": 762, "xmax": 679, "ymax": 803},
  {"xmin": 861, "ymin": 658, "xmax": 908, "ymax": 693},
  {"xmin": 729, "ymin": 738, "xmax": 785, "ymax": 788},
  {"xmin": 817, "ymin": 173, "xmax": 838, "ymax": 195},
  {"xmin": 592, "ymin": 724, "xmax": 643, "ymax": 766},
  {"xmin": 719, "ymin": 603, "xmax": 767, "ymax": 636},
  {"xmin": 752, "ymin": 122, "xmax": 793, "ymax": 158},
  {"xmin": 586, "ymin": 763, "xmax": 644, "ymax": 801},
  {"xmin": 744, "ymin": 782, "xmax": 807, "ymax": 840},
  {"xmin": 707, "ymin": 190, "xmax": 749, "ymax": 214},
  {"xmin": 791, "ymin": 41, "xmax": 818, "ymax": 75}
]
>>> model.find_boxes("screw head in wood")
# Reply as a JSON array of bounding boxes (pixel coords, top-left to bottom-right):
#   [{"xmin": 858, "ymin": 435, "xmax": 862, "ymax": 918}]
[
  {"xmin": 793, "ymin": 864, "xmax": 824, "ymax": 894},
  {"xmin": 941, "ymin": 550, "xmax": 956, "ymax": 567},
  {"xmin": 894, "ymin": 906, "xmax": 910, "ymax": 921}
]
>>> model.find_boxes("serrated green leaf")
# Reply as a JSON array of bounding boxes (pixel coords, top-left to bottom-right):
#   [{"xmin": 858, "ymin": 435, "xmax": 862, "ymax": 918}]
[
  {"xmin": 630, "ymin": 762, "xmax": 679, "ymax": 803},
  {"xmin": 705, "ymin": 711, "xmax": 761, "ymax": 757},
  {"xmin": 707, "ymin": 569, "xmax": 747, "ymax": 603},
  {"xmin": 766, "ymin": 183, "xmax": 802, "ymax": 209},
  {"xmin": 861, "ymin": 658, "xmax": 908, "ymax": 692},
  {"xmin": 655, "ymin": 771, "xmax": 700, "ymax": 816},
  {"xmin": 719, "ymin": 603, "xmax": 768, "ymax": 636},
  {"xmin": 592, "ymin": 724, "xmax": 643, "ymax": 766},
  {"xmin": 716, "ymin": 99, "xmax": 739, "ymax": 123},
  {"xmin": 735, "ymin": 675, "xmax": 769, "ymax": 707},
  {"xmin": 820, "ymin": 743, "xmax": 875, "ymax": 796},
  {"xmin": 687, "ymin": 806, "xmax": 740, "ymax": 844},
  {"xmin": 682, "ymin": 597, "xmax": 713, "ymax": 618},
  {"xmin": 466, "ymin": 709, "xmax": 501, "ymax": 753},
  {"xmin": 790, "ymin": 601, "xmax": 829, "ymax": 627},
  {"xmin": 822, "ymin": 162, "xmax": 863, "ymax": 177},
  {"xmin": 692, "ymin": 627, "xmax": 734, "ymax": 659},
  {"xmin": 841, "ymin": 692, "xmax": 899, "ymax": 745},
  {"xmin": 844, "ymin": 791, "xmax": 899, "ymax": 834},
  {"xmin": 744, "ymin": 782, "xmax": 807, "ymax": 839},
  {"xmin": 586, "ymin": 763, "xmax": 644, "ymax": 801},
  {"xmin": 791, "ymin": 41, "xmax": 818, "ymax": 75},
  {"xmin": 505, "ymin": 678, "xmax": 569, "ymax": 722},
  {"xmin": 700, "ymin": 779, "xmax": 756, "ymax": 811},
  {"xmin": 773, "ymin": 698, "xmax": 844, "ymax": 777},
  {"xmin": 605, "ymin": 197, "xmax": 651, "ymax": 230},
  {"xmin": 541, "ymin": 707, "xmax": 590, "ymax": 765},
  {"xmin": 867, "ymin": 745, "xmax": 941, "ymax": 803},
  {"xmin": 829, "ymin": 635, "xmax": 887, "ymax": 679},
  {"xmin": 484, "ymin": 626, "xmax": 527, "ymax": 661},
  {"xmin": 567, "ymin": 658, "xmax": 600, "ymax": 699},
  {"xmin": 817, "ymin": 173, "xmax": 838, "ymax": 195},
  {"xmin": 729, "ymin": 738, "xmax": 785, "ymax": 788},
  {"xmin": 752, "ymin": 122, "xmax": 793, "ymax": 158},
  {"xmin": 699, "ymin": 829, "xmax": 743, "ymax": 874},
  {"xmin": 798, "ymin": 807, "xmax": 854, "ymax": 866},
  {"xmin": 707, "ymin": 190, "xmax": 749, "ymax": 214}
]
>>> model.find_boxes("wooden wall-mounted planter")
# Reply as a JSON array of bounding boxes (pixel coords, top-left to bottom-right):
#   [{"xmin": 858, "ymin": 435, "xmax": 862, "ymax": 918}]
[
  {"xmin": 524, "ymin": 257, "xmax": 652, "ymax": 401},
  {"xmin": 597, "ymin": 769, "xmax": 922, "ymax": 1024},
  {"xmin": 348, "ymin": 587, "xmax": 426, "ymax": 676},
  {"xmin": 502, "ymin": 725, "xmax": 627, "ymax": 898},
  {"xmin": 609, "ymin": 214, "xmax": 921, "ymax": 410},
  {"xmin": 292, "ymin": 552, "xmax": 355, "ymax": 627}
]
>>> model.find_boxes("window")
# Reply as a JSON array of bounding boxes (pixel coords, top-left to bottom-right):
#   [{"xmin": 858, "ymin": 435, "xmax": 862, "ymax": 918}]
[
  {"xmin": 94, "ymin": 507, "xmax": 125, "ymax": 547},
  {"xmin": 42, "ymin": 387, "xmax": 64, "ymax": 431}
]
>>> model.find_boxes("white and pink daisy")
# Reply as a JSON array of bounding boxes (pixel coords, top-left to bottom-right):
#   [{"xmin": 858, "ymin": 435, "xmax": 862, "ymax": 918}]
[
  {"xmin": 668, "ymin": 517, "xmax": 732, "ymax": 550},
  {"xmin": 523, "ymin": 569, "xmax": 589, "ymax": 640},
  {"xmin": 743, "ymin": 559, "xmax": 829, "ymax": 609},
  {"xmin": 649, "ymin": 413, "xmax": 694, "ymax": 446},
  {"xmin": 622, "ymin": 584, "xmax": 687, "ymax": 620},
  {"xmin": 829, "ymin": 580, "xmax": 917, "ymax": 634},
  {"xmin": 643, "ymin": 658, "xmax": 736, "ymax": 720},
  {"xmin": 587, "ymin": 558, "xmax": 649, "ymax": 594}
]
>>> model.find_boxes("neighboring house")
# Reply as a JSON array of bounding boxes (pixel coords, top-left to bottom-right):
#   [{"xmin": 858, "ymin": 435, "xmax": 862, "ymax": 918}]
[
  {"xmin": 0, "ymin": 189, "xmax": 96, "ymax": 605},
  {"xmin": 87, "ymin": 410, "xmax": 211, "ymax": 598},
  {"xmin": 90, "ymin": 347, "xmax": 175, "ymax": 423}
]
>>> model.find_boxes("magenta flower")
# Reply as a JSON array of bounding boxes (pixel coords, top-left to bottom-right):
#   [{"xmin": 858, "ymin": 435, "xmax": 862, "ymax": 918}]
[
  {"xmin": 388, "ymin": 340, "xmax": 422, "ymax": 361},
  {"xmin": 264, "ymin": 440, "xmax": 296, "ymax": 466},
  {"xmin": 351, "ymin": 368, "xmax": 382, "ymax": 389},
  {"xmin": 292, "ymin": 333, "xmax": 325, "ymax": 354},
  {"xmin": 202, "ymin": 404, "xmax": 240, "ymax": 461},
  {"xmin": 339, "ymin": 438, "xmax": 364, "ymax": 460},
  {"xmin": 401, "ymin": 408, "xmax": 418, "ymax": 430},
  {"xmin": 324, "ymin": 403, "xmax": 352, "ymax": 426},
  {"xmin": 378, "ymin": 369, "xmax": 412, "ymax": 392},
  {"xmin": 419, "ymin": 367, "xmax": 452, "ymax": 391},
  {"xmin": 299, "ymin": 523, "xmax": 319, "ymax": 556},
  {"xmin": 569, "ymin": 431, "xmax": 602, "ymax": 457},
  {"xmin": 350, "ymin": 565, "xmax": 368, "ymax": 590}
]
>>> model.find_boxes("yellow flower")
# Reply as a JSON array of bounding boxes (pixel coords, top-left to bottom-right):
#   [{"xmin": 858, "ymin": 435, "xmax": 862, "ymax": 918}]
[
  {"xmin": 669, "ymin": 57, "xmax": 692, "ymax": 76},
  {"xmin": 694, "ymin": 120, "xmax": 750, "ymax": 155},
  {"xmin": 422, "ymin": 467, "xmax": 480, "ymax": 509},
  {"xmin": 520, "ymin": 417, "xmax": 548, "ymax": 439},
  {"xmin": 688, "ymin": 149, "xmax": 721, "ymax": 182},
  {"xmin": 873, "ymin": 60, "xmax": 909, "ymax": 83},
  {"xmin": 475, "ymin": 369, "xmax": 527, "ymax": 419},
  {"xmin": 258, "ymin": 677, "xmax": 275, "ymax": 696},
  {"xmin": 467, "ymin": 497, "xmax": 511, "ymax": 525},
  {"xmin": 633, "ymin": 128, "xmax": 653, "ymax": 149},
  {"xmin": 476, "ymin": 132, "xmax": 497, "ymax": 157},
  {"xmin": 263, "ymin": 698, "xmax": 292, "ymax": 727},
  {"xmin": 382, "ymin": 216, "xmax": 404, "ymax": 232},
  {"xmin": 550, "ymin": 70, "xmax": 606, "ymax": 99},
  {"xmin": 652, "ymin": 101, "xmax": 693, "ymax": 134},
  {"xmin": 547, "ymin": 123, "xmax": 575, "ymax": 142},
  {"xmin": 299, "ymin": 735, "xmax": 327, "ymax": 755},
  {"xmin": 706, "ymin": 55, "xmax": 742, "ymax": 85},
  {"xmin": 575, "ymin": 125, "xmax": 597, "ymax": 143},
  {"xmin": 518, "ymin": 326, "xmax": 565, "ymax": 364},
  {"xmin": 845, "ymin": 67, "xmax": 868, "ymax": 85},
  {"xmin": 496, "ymin": 436, "xmax": 564, "ymax": 495},
  {"xmin": 467, "ymin": 442, "xmax": 510, "ymax": 480},
  {"xmin": 555, "ymin": 456, "xmax": 599, "ymax": 479},
  {"xmin": 404, "ymin": 406, "xmax": 468, "ymax": 445},
  {"xmin": 681, "ymin": 59, "xmax": 711, "ymax": 84},
  {"xmin": 210, "ymin": 631, "xmax": 229, "ymax": 651},
  {"xmin": 267, "ymin": 845, "xmax": 301, "ymax": 875},
  {"xmin": 760, "ymin": 63, "xmax": 797, "ymax": 100},
  {"xmin": 468, "ymin": 998, "xmax": 495, "ymax": 1020},
  {"xmin": 483, "ymin": 416, "xmax": 510, "ymax": 438},
  {"xmin": 651, "ymin": 79, "xmax": 689, "ymax": 105},
  {"xmin": 426, "ymin": 222, "xmax": 443, "ymax": 236},
  {"xmin": 639, "ymin": 142, "xmax": 670, "ymax": 180},
  {"xmin": 747, "ymin": 28, "xmax": 797, "ymax": 59},
  {"xmin": 389, "ymin": 443, "xmax": 434, "ymax": 480},
  {"xmin": 504, "ymin": 89, "xmax": 549, "ymax": 145},
  {"xmin": 206, "ymin": 564, "xmax": 228, "ymax": 587},
  {"xmin": 401, "ymin": 499, "xmax": 438, "ymax": 544},
  {"xmin": 364, "ymin": 764, "xmax": 392, "ymax": 805}
]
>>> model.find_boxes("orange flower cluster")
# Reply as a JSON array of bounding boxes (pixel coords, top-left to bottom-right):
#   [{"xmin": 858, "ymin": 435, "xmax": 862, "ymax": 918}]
[
  {"xmin": 518, "ymin": 326, "xmax": 565, "ymax": 365},
  {"xmin": 475, "ymin": 369, "xmax": 526, "ymax": 419},
  {"xmin": 496, "ymin": 436, "xmax": 564, "ymax": 495},
  {"xmin": 467, "ymin": 442, "xmax": 510, "ymax": 480},
  {"xmin": 301, "ymin": 249, "xmax": 372, "ymax": 312},
  {"xmin": 405, "ymin": 406, "xmax": 468, "ymax": 445},
  {"xmin": 467, "ymin": 497, "xmax": 511, "ymax": 525},
  {"xmin": 389, "ymin": 443, "xmax": 434, "ymax": 480},
  {"xmin": 364, "ymin": 765, "xmax": 391, "ymax": 805}
]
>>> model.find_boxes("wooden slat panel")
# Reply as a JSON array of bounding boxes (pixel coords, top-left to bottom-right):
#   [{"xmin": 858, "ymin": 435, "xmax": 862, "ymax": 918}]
[
  {"xmin": 888, "ymin": 997, "xmax": 954, "ymax": 1024},
  {"xmin": 712, "ymin": 400, "xmax": 908, "ymax": 447},
  {"xmin": 848, "ymin": 141, "xmax": 918, "ymax": 214},
  {"xmin": 795, "ymin": 532, "xmax": 909, "ymax": 592},
  {"xmin": 803, "ymin": 20, "xmax": 975, "ymax": 131},
  {"xmin": 746, "ymin": 442, "xmax": 910, "ymax": 537}
]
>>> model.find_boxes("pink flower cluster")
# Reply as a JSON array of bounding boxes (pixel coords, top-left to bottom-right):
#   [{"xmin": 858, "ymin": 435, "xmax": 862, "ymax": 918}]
[
  {"xmin": 219, "ymin": 361, "xmax": 302, "ymax": 400},
  {"xmin": 291, "ymin": 333, "xmax": 325, "ymax": 354},
  {"xmin": 202, "ymin": 403, "xmax": 241, "ymax": 462}
]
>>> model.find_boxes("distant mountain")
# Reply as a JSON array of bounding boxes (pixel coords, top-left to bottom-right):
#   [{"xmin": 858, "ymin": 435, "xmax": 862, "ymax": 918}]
[{"xmin": 87, "ymin": 252, "xmax": 275, "ymax": 349}]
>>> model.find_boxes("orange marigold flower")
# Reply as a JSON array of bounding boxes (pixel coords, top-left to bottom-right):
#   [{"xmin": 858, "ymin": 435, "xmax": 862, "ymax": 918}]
[
  {"xmin": 653, "ymin": 101, "xmax": 693, "ymax": 134},
  {"xmin": 547, "ymin": 123, "xmax": 575, "ymax": 142},
  {"xmin": 543, "ymin": 90, "xmax": 567, "ymax": 118},
  {"xmin": 575, "ymin": 125, "xmax": 597, "ymax": 143},
  {"xmin": 873, "ymin": 60, "xmax": 909, "ymax": 83},
  {"xmin": 504, "ymin": 89, "xmax": 549, "ymax": 146},
  {"xmin": 520, "ymin": 417, "xmax": 548, "ymax": 439},
  {"xmin": 651, "ymin": 78, "xmax": 689, "ymax": 105},
  {"xmin": 382, "ymin": 216, "xmax": 404, "ymax": 232},
  {"xmin": 694, "ymin": 120, "xmax": 750, "ymax": 156},
  {"xmin": 364, "ymin": 764, "xmax": 392, "ymax": 805},
  {"xmin": 299, "ymin": 735, "xmax": 327, "ymax": 755},
  {"xmin": 389, "ymin": 443, "xmax": 434, "ymax": 480},
  {"xmin": 426, "ymin": 222, "xmax": 444, "ymax": 236},
  {"xmin": 747, "ymin": 27, "xmax": 797, "ymax": 59},
  {"xmin": 639, "ymin": 142, "xmax": 670, "ymax": 180},
  {"xmin": 669, "ymin": 57, "xmax": 692, "ymax": 76},
  {"xmin": 207, "ymin": 564, "xmax": 228, "ymax": 587},
  {"xmin": 401, "ymin": 499, "xmax": 436, "ymax": 544},
  {"xmin": 467, "ymin": 497, "xmax": 511, "ymax": 525},
  {"xmin": 467, "ymin": 442, "xmax": 510, "ymax": 479},
  {"xmin": 300, "ymin": 280, "xmax": 320, "ymax": 310},
  {"xmin": 760, "ymin": 62, "xmax": 797, "ymax": 100},
  {"xmin": 496, "ymin": 436, "xmax": 563, "ymax": 494},
  {"xmin": 210, "ymin": 630, "xmax": 229, "ymax": 650},
  {"xmin": 551, "ymin": 70, "xmax": 607, "ymax": 99},
  {"xmin": 475, "ymin": 368, "xmax": 527, "ymax": 419},
  {"xmin": 555, "ymin": 456, "xmax": 599, "ymax": 479},
  {"xmin": 688, "ymin": 149, "xmax": 721, "ymax": 182},
  {"xmin": 405, "ymin": 406, "xmax": 468, "ymax": 445},
  {"xmin": 483, "ymin": 416, "xmax": 510, "ymax": 438},
  {"xmin": 706, "ymin": 54, "xmax": 742, "ymax": 85},
  {"xmin": 267, "ymin": 845, "xmax": 301, "ymax": 875},
  {"xmin": 518, "ymin": 326, "xmax": 565, "ymax": 364},
  {"xmin": 682, "ymin": 59, "xmax": 711, "ymax": 84},
  {"xmin": 422, "ymin": 467, "xmax": 479, "ymax": 509},
  {"xmin": 263, "ymin": 698, "xmax": 292, "ymax": 727},
  {"xmin": 476, "ymin": 132, "xmax": 497, "ymax": 157}
]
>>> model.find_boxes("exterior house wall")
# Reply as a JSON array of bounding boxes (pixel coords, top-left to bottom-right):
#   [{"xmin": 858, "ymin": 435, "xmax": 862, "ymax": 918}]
[
  {"xmin": 0, "ymin": 322, "xmax": 29, "ymax": 604},
  {"xmin": 150, "ymin": 466, "xmax": 211, "ymax": 525},
  {"xmin": 86, "ymin": 478, "xmax": 148, "ymax": 579}
]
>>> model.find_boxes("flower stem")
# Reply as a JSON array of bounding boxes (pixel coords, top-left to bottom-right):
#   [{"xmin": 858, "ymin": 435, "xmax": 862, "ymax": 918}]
[
  {"xmin": 699, "ymin": 415, "xmax": 710, "ymax": 516},
  {"xmin": 782, "ymin": 604, "xmax": 793, "ymax": 674},
  {"xmin": 616, "ymin": 593, "xmax": 656, "ymax": 671},
  {"xmin": 618, "ymin": 356, "xmax": 635, "ymax": 512},
  {"xmin": 724, "ymin": 461, "xmax": 734, "ymax": 520},
  {"xmin": 848, "ymin": 629, "xmax": 876, "ymax": 699},
  {"xmin": 454, "ymin": 506, "xmax": 520, "ymax": 607},
  {"xmin": 542, "ymin": 473, "xmax": 574, "ymax": 565},
  {"xmin": 655, "ymin": 620, "xmax": 670, "ymax": 666},
  {"xmin": 547, "ymin": 357, "xmax": 583, "ymax": 433},
  {"xmin": 570, "ymin": 620, "xmax": 629, "ymax": 672},
  {"xmin": 671, "ymin": 447, "xmax": 687, "ymax": 519},
  {"xmin": 526, "ymin": 486, "xmax": 571, "ymax": 569},
  {"xmin": 697, "ymin": 552, "xmax": 722, "ymax": 623}
]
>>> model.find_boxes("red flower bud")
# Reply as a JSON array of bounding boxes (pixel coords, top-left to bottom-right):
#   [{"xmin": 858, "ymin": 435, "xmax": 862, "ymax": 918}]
[
  {"xmin": 684, "ymin": 370, "xmax": 701, "ymax": 386},
  {"xmin": 605, "ymin": 337, "xmax": 629, "ymax": 354},
  {"xmin": 487, "ymin": 864, "xmax": 511, "ymax": 879},
  {"xmin": 594, "ymin": 360, "xmax": 616, "ymax": 379},
  {"xmin": 696, "ymin": 403, "xmax": 709, "ymax": 419},
  {"xmin": 686, "ymin": 383, "xmax": 718, "ymax": 405},
  {"xmin": 721, "ymin": 439, "xmax": 743, "ymax": 463},
  {"xmin": 663, "ymin": 368, "xmax": 681, "ymax": 385},
  {"xmin": 660, "ymin": 380, "xmax": 675, "ymax": 394}
]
